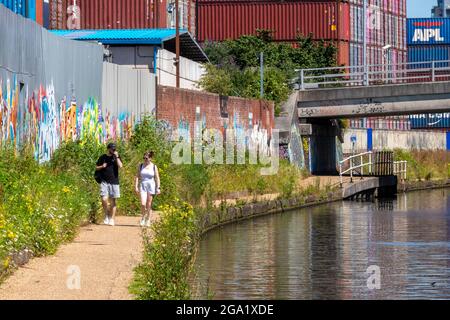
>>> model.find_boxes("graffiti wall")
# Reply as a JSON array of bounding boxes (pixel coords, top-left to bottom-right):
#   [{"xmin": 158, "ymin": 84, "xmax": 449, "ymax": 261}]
[
  {"xmin": 0, "ymin": 76, "xmax": 135, "ymax": 162},
  {"xmin": 156, "ymin": 86, "xmax": 274, "ymax": 151},
  {"xmin": 0, "ymin": 4, "xmax": 139, "ymax": 162}
]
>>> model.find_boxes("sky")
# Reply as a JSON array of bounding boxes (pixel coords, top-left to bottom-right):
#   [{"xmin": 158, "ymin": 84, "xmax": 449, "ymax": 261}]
[{"xmin": 407, "ymin": 0, "xmax": 436, "ymax": 18}]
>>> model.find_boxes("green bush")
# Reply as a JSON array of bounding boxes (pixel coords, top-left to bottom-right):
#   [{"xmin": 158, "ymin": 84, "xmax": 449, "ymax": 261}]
[
  {"xmin": 0, "ymin": 146, "xmax": 98, "ymax": 274},
  {"xmin": 394, "ymin": 149, "xmax": 449, "ymax": 181},
  {"xmin": 130, "ymin": 202, "xmax": 197, "ymax": 300}
]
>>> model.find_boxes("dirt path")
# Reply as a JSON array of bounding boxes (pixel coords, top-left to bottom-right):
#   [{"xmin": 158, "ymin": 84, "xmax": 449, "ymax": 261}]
[{"xmin": 0, "ymin": 215, "xmax": 153, "ymax": 300}]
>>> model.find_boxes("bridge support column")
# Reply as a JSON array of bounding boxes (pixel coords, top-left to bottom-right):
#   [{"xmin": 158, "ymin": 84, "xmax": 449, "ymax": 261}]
[{"xmin": 308, "ymin": 120, "xmax": 340, "ymax": 175}]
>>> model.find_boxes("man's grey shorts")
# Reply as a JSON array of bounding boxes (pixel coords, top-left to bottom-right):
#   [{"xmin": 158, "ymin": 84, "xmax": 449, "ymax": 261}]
[{"xmin": 100, "ymin": 182, "xmax": 121, "ymax": 199}]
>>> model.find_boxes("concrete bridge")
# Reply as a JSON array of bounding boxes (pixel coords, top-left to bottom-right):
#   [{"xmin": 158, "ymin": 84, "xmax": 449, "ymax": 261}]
[
  {"xmin": 341, "ymin": 176, "xmax": 398, "ymax": 200},
  {"xmin": 297, "ymin": 81, "xmax": 450, "ymax": 119},
  {"xmin": 276, "ymin": 67, "xmax": 450, "ymax": 174}
]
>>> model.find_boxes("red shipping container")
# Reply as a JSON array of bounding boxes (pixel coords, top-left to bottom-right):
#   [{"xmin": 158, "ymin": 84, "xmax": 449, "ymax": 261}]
[
  {"xmin": 196, "ymin": 1, "xmax": 351, "ymax": 42},
  {"xmin": 49, "ymin": 0, "xmax": 169, "ymax": 30}
]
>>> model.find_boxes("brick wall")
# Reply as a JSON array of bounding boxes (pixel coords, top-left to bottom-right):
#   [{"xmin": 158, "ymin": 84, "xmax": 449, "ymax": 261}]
[{"xmin": 156, "ymin": 86, "xmax": 274, "ymax": 138}]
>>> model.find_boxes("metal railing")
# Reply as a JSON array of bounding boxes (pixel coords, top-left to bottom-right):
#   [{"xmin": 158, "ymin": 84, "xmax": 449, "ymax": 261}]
[
  {"xmin": 339, "ymin": 151, "xmax": 373, "ymax": 186},
  {"xmin": 393, "ymin": 160, "xmax": 408, "ymax": 181},
  {"xmin": 297, "ymin": 60, "xmax": 450, "ymax": 90},
  {"xmin": 339, "ymin": 151, "xmax": 408, "ymax": 186}
]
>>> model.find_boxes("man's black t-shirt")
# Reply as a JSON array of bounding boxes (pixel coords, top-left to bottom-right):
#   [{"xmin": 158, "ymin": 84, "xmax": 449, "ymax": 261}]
[{"xmin": 96, "ymin": 154, "xmax": 120, "ymax": 185}]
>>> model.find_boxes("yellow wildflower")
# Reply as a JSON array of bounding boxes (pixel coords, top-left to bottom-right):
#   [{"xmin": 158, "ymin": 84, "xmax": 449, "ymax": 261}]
[
  {"xmin": 7, "ymin": 231, "xmax": 15, "ymax": 240},
  {"xmin": 62, "ymin": 186, "xmax": 71, "ymax": 193},
  {"xmin": 3, "ymin": 257, "xmax": 10, "ymax": 269}
]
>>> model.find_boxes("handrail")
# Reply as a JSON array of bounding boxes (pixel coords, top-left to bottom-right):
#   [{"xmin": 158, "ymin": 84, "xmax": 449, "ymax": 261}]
[
  {"xmin": 298, "ymin": 59, "xmax": 450, "ymax": 90},
  {"xmin": 393, "ymin": 160, "xmax": 408, "ymax": 181},
  {"xmin": 339, "ymin": 151, "xmax": 373, "ymax": 187}
]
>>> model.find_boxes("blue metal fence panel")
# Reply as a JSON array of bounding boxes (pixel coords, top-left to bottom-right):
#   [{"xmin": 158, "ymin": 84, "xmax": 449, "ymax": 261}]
[
  {"xmin": 367, "ymin": 128, "xmax": 373, "ymax": 151},
  {"xmin": 409, "ymin": 113, "xmax": 450, "ymax": 129},
  {"xmin": 408, "ymin": 18, "xmax": 450, "ymax": 45},
  {"xmin": 447, "ymin": 131, "xmax": 450, "ymax": 151}
]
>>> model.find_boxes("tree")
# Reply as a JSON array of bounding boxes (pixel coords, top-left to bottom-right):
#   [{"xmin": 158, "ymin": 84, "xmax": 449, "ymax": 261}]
[{"xmin": 200, "ymin": 31, "xmax": 338, "ymax": 115}]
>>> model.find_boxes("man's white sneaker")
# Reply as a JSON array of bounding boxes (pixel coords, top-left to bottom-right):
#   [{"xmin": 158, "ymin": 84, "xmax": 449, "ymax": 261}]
[
  {"xmin": 103, "ymin": 216, "xmax": 110, "ymax": 225},
  {"xmin": 108, "ymin": 219, "xmax": 115, "ymax": 226},
  {"xmin": 145, "ymin": 219, "xmax": 151, "ymax": 227},
  {"xmin": 140, "ymin": 219, "xmax": 146, "ymax": 227}
]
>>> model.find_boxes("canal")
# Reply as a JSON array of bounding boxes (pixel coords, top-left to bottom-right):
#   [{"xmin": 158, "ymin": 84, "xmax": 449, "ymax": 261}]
[{"xmin": 194, "ymin": 188, "xmax": 450, "ymax": 299}]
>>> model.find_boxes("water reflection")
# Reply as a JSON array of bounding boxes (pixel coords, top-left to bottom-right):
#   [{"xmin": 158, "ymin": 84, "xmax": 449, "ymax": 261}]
[{"xmin": 194, "ymin": 189, "xmax": 450, "ymax": 299}]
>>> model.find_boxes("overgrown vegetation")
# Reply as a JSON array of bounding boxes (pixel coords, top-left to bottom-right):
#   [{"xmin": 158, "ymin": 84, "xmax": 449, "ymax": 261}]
[
  {"xmin": 0, "ymin": 146, "xmax": 100, "ymax": 277},
  {"xmin": 394, "ymin": 149, "xmax": 449, "ymax": 181},
  {"xmin": 130, "ymin": 202, "xmax": 197, "ymax": 300},
  {"xmin": 200, "ymin": 31, "xmax": 338, "ymax": 115}
]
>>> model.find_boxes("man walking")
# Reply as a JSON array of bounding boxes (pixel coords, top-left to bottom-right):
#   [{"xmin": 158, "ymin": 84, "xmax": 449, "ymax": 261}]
[{"xmin": 96, "ymin": 143, "xmax": 123, "ymax": 226}]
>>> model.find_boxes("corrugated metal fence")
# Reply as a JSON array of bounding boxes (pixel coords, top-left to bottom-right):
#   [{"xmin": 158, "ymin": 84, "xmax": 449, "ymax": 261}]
[
  {"xmin": 0, "ymin": 3, "xmax": 103, "ymax": 104},
  {"xmin": 102, "ymin": 62, "xmax": 156, "ymax": 118}
]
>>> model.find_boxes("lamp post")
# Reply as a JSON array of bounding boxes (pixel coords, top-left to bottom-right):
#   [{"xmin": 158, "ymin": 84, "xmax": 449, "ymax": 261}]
[
  {"xmin": 175, "ymin": 0, "xmax": 180, "ymax": 88},
  {"xmin": 260, "ymin": 52, "xmax": 264, "ymax": 99},
  {"xmin": 382, "ymin": 44, "xmax": 392, "ymax": 84},
  {"xmin": 363, "ymin": 0, "xmax": 368, "ymax": 86}
]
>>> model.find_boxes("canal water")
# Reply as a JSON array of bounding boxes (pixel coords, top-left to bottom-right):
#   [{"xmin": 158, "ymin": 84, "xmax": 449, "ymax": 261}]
[{"xmin": 194, "ymin": 188, "xmax": 450, "ymax": 299}]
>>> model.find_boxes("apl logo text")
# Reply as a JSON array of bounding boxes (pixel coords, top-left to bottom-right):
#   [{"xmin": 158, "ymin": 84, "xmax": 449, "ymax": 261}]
[
  {"xmin": 412, "ymin": 21, "xmax": 445, "ymax": 42},
  {"xmin": 412, "ymin": 29, "xmax": 444, "ymax": 42}
]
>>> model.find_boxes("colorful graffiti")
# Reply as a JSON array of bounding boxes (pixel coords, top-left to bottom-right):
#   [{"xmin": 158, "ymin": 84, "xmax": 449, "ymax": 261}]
[
  {"xmin": 0, "ymin": 77, "xmax": 135, "ymax": 163},
  {"xmin": 169, "ymin": 110, "xmax": 271, "ymax": 156}
]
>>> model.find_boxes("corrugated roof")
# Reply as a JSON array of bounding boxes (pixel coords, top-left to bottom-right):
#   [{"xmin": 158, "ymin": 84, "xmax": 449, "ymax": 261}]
[
  {"xmin": 51, "ymin": 29, "xmax": 188, "ymax": 45},
  {"xmin": 51, "ymin": 28, "xmax": 209, "ymax": 62}
]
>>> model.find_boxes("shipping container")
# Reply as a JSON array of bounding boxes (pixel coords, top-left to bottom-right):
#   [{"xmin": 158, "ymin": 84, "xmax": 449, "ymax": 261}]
[
  {"xmin": 407, "ymin": 18, "xmax": 450, "ymax": 45},
  {"xmin": 349, "ymin": 0, "xmax": 406, "ymax": 71},
  {"xmin": 43, "ymin": 0, "xmax": 49, "ymax": 28},
  {"xmin": 0, "ymin": 0, "xmax": 46, "ymax": 24},
  {"xmin": 408, "ymin": 45, "xmax": 450, "ymax": 64},
  {"xmin": 0, "ymin": 0, "xmax": 26, "ymax": 16},
  {"xmin": 349, "ymin": 116, "xmax": 411, "ymax": 131},
  {"xmin": 409, "ymin": 113, "xmax": 450, "ymax": 129},
  {"xmin": 196, "ymin": 1, "xmax": 351, "ymax": 42},
  {"xmin": 49, "ymin": 0, "xmax": 163, "ymax": 29},
  {"xmin": 48, "ymin": 0, "xmax": 196, "ymax": 31}
]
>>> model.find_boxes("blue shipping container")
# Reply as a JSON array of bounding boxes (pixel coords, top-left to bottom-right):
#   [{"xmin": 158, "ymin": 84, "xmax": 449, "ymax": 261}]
[
  {"xmin": 409, "ymin": 113, "xmax": 450, "ymax": 129},
  {"xmin": 0, "ymin": 0, "xmax": 26, "ymax": 17},
  {"xmin": 407, "ymin": 18, "xmax": 450, "ymax": 45},
  {"xmin": 407, "ymin": 45, "xmax": 450, "ymax": 68}
]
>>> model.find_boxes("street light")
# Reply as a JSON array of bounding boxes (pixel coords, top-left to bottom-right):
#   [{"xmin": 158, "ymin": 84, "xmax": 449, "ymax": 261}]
[
  {"xmin": 175, "ymin": 0, "xmax": 180, "ymax": 88},
  {"xmin": 363, "ymin": 0, "xmax": 368, "ymax": 86},
  {"xmin": 382, "ymin": 44, "xmax": 392, "ymax": 83}
]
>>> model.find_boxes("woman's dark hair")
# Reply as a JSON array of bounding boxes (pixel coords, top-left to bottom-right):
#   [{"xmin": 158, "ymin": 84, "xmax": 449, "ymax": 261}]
[{"xmin": 144, "ymin": 151, "xmax": 154, "ymax": 159}]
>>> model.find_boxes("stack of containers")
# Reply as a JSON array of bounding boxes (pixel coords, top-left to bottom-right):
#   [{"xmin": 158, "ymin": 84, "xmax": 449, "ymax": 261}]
[
  {"xmin": 407, "ymin": 18, "xmax": 450, "ymax": 67},
  {"xmin": 47, "ymin": 0, "xmax": 195, "ymax": 32},
  {"xmin": 0, "ymin": 0, "xmax": 45, "ymax": 25},
  {"xmin": 349, "ymin": 116, "xmax": 411, "ymax": 130},
  {"xmin": 0, "ymin": 0, "xmax": 27, "ymax": 17},
  {"xmin": 196, "ymin": 0, "xmax": 352, "ymax": 66},
  {"xmin": 349, "ymin": 0, "xmax": 408, "ymax": 131},
  {"xmin": 407, "ymin": 18, "xmax": 450, "ymax": 130},
  {"xmin": 349, "ymin": 0, "xmax": 407, "ymax": 67}
]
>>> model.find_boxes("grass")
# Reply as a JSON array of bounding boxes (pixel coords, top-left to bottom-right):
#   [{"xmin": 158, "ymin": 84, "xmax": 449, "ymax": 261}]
[
  {"xmin": 0, "ymin": 146, "xmax": 100, "ymax": 277},
  {"xmin": 394, "ymin": 149, "xmax": 449, "ymax": 181}
]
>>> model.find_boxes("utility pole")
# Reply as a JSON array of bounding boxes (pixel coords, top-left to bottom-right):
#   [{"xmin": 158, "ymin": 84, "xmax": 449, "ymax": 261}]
[
  {"xmin": 363, "ymin": 0, "xmax": 368, "ymax": 86},
  {"xmin": 260, "ymin": 52, "xmax": 264, "ymax": 99},
  {"xmin": 175, "ymin": 0, "xmax": 180, "ymax": 88}
]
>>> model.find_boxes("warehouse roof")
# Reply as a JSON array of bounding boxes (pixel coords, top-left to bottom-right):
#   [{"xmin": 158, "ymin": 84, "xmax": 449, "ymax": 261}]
[{"xmin": 51, "ymin": 29, "xmax": 209, "ymax": 62}]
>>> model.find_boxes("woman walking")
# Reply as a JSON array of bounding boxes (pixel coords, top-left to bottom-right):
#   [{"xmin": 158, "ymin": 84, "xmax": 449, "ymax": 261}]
[{"xmin": 135, "ymin": 151, "xmax": 161, "ymax": 227}]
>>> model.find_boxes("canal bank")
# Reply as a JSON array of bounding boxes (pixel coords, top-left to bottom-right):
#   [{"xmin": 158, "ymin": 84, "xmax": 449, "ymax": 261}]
[{"xmin": 198, "ymin": 179, "xmax": 450, "ymax": 235}]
